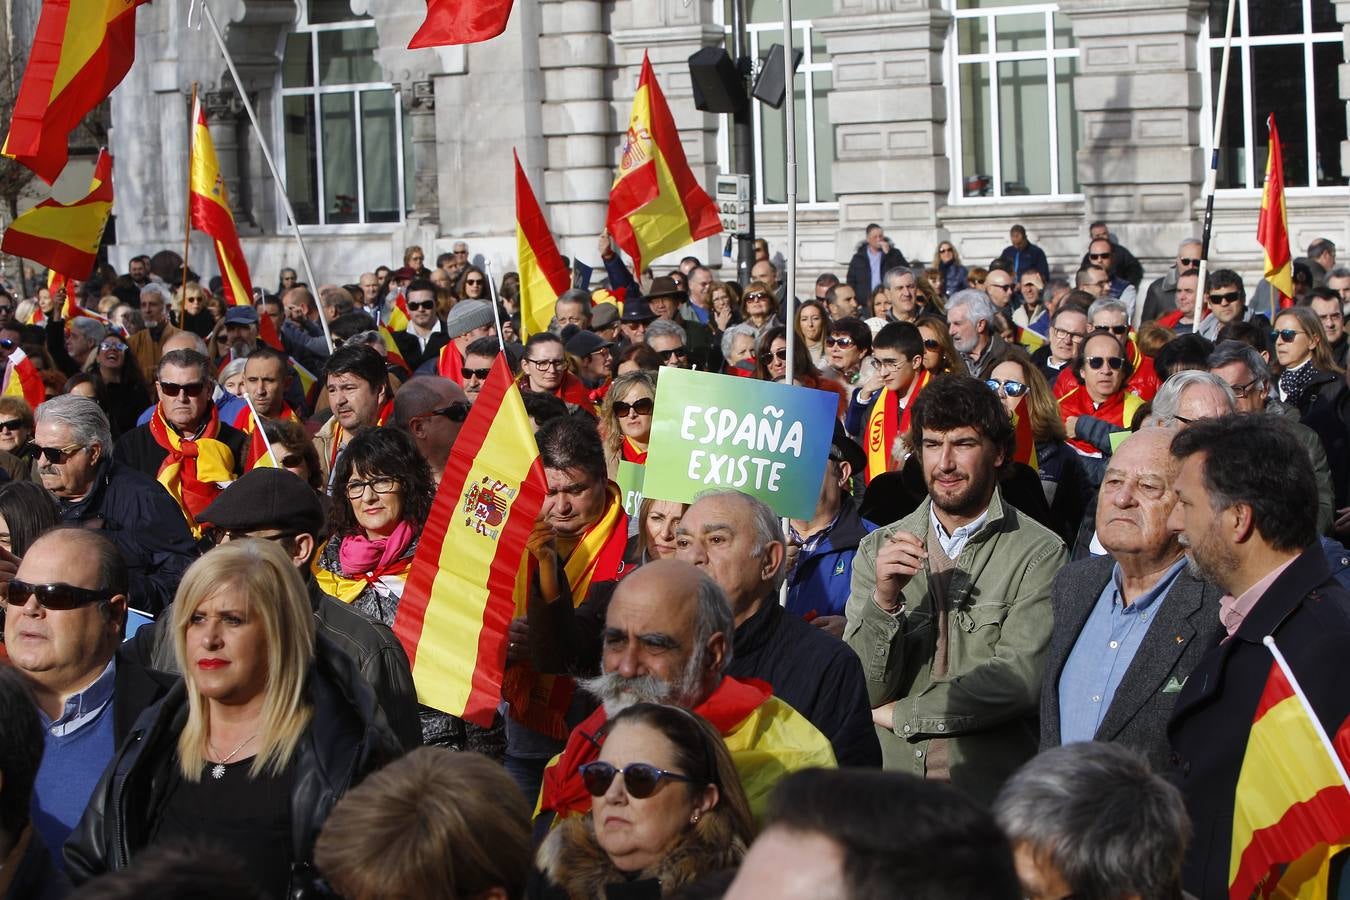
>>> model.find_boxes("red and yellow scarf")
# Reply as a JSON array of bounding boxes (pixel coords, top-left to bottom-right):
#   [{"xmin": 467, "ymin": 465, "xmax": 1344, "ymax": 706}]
[
  {"xmin": 502, "ymin": 484, "xmax": 629, "ymax": 739},
  {"xmin": 620, "ymin": 436, "xmax": 647, "ymax": 465},
  {"xmin": 148, "ymin": 407, "xmax": 237, "ymax": 535},
  {"xmin": 864, "ymin": 368, "xmax": 930, "ymax": 482}
]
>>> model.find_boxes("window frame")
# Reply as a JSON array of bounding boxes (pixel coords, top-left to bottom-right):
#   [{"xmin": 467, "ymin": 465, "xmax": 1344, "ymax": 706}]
[
  {"xmin": 945, "ymin": 0, "xmax": 1082, "ymax": 205},
  {"xmin": 1198, "ymin": 0, "xmax": 1346, "ymax": 196},
  {"xmin": 275, "ymin": 10, "xmax": 409, "ymax": 232}
]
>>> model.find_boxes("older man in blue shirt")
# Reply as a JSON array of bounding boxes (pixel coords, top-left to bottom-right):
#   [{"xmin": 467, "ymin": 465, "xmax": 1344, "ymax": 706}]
[{"xmin": 1038, "ymin": 428, "xmax": 1223, "ymax": 770}]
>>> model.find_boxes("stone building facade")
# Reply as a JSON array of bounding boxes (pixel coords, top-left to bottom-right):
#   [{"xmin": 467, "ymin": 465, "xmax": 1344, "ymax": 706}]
[{"xmin": 94, "ymin": 0, "xmax": 1349, "ymax": 294}]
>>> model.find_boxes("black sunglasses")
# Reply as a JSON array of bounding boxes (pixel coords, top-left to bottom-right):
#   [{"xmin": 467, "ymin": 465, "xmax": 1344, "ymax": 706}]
[
  {"xmin": 36, "ymin": 443, "xmax": 85, "ymax": 464},
  {"xmin": 825, "ymin": 336, "xmax": 855, "ymax": 348},
  {"xmin": 4, "ymin": 578, "xmax": 114, "ymax": 611},
  {"xmin": 1092, "ymin": 324, "xmax": 1130, "ymax": 336},
  {"xmin": 1088, "ymin": 252, "xmax": 1111, "ymax": 260},
  {"xmin": 414, "ymin": 402, "xmax": 471, "ymax": 424},
  {"xmin": 922, "ymin": 339, "xmax": 940, "ymax": 351},
  {"xmin": 659, "ymin": 346, "xmax": 688, "ymax": 360},
  {"xmin": 0, "ymin": 418, "xmax": 26, "ymax": 432},
  {"xmin": 1179, "ymin": 257, "xmax": 1200, "ymax": 267},
  {"xmin": 0, "ymin": 339, "xmax": 14, "ymax": 350},
  {"xmin": 406, "ymin": 300, "xmax": 436, "ymax": 312},
  {"xmin": 1087, "ymin": 356, "xmax": 1125, "ymax": 371},
  {"xmin": 578, "ymin": 761, "xmax": 694, "ymax": 799},
  {"xmin": 1274, "ymin": 329, "xmax": 1305, "ymax": 343},
  {"xmin": 771, "ymin": 348, "xmax": 789, "ymax": 361},
  {"xmin": 613, "ymin": 397, "xmax": 655, "ymax": 417},
  {"xmin": 1208, "ymin": 291, "xmax": 1242, "ymax": 305},
  {"xmin": 460, "ymin": 367, "xmax": 491, "ymax": 381},
  {"xmin": 159, "ymin": 380, "xmax": 207, "ymax": 398}
]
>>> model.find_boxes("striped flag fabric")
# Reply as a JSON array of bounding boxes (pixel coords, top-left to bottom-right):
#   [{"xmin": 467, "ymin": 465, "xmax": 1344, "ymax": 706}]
[
  {"xmin": 408, "ymin": 0, "xmax": 513, "ymax": 50},
  {"xmin": 2, "ymin": 348, "xmax": 47, "ymax": 410},
  {"xmin": 437, "ymin": 339, "xmax": 465, "ymax": 386},
  {"xmin": 1256, "ymin": 113, "xmax": 1295, "ymax": 315},
  {"xmin": 606, "ymin": 52, "xmax": 722, "ymax": 274},
  {"xmin": 378, "ymin": 322, "xmax": 411, "ymax": 373},
  {"xmin": 1228, "ymin": 644, "xmax": 1350, "ymax": 899},
  {"xmin": 393, "ymin": 356, "xmax": 548, "ymax": 725},
  {"xmin": 515, "ymin": 150, "xmax": 572, "ymax": 339},
  {"xmin": 1, "ymin": 148, "xmax": 112, "ymax": 278},
  {"xmin": 385, "ymin": 294, "xmax": 411, "ymax": 333},
  {"xmin": 2, "ymin": 0, "xmax": 147, "ymax": 183}
]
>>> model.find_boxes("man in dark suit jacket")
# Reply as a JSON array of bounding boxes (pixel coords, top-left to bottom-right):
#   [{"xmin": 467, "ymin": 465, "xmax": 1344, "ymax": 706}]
[
  {"xmin": 1165, "ymin": 416, "xmax": 1350, "ymax": 898},
  {"xmin": 392, "ymin": 279, "xmax": 448, "ymax": 372},
  {"xmin": 1041, "ymin": 429, "xmax": 1224, "ymax": 772}
]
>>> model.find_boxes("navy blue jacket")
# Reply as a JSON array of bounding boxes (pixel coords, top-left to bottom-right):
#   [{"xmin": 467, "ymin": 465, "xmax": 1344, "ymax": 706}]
[{"xmin": 787, "ymin": 499, "xmax": 876, "ymax": 619}]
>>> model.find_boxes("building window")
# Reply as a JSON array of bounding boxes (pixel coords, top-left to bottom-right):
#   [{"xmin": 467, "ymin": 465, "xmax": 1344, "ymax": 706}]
[
  {"xmin": 279, "ymin": 1, "xmax": 411, "ymax": 226},
  {"xmin": 1201, "ymin": 0, "xmax": 1346, "ymax": 190},
  {"xmin": 948, "ymin": 0, "xmax": 1081, "ymax": 200},
  {"xmin": 717, "ymin": 0, "xmax": 837, "ymax": 208}
]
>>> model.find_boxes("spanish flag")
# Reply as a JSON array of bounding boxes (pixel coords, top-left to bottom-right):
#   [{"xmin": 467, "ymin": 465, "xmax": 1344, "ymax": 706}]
[
  {"xmin": 393, "ymin": 356, "xmax": 548, "ymax": 725},
  {"xmin": 1228, "ymin": 640, "xmax": 1350, "ymax": 900},
  {"xmin": 1257, "ymin": 113, "xmax": 1294, "ymax": 315},
  {"xmin": 606, "ymin": 53, "xmax": 722, "ymax": 274},
  {"xmin": 2, "ymin": 0, "xmax": 146, "ymax": 183},
  {"xmin": 863, "ymin": 369, "xmax": 929, "ymax": 482},
  {"xmin": 385, "ymin": 294, "xmax": 411, "ymax": 333},
  {"xmin": 189, "ymin": 94, "xmax": 282, "ymax": 352},
  {"xmin": 2, "ymin": 348, "xmax": 46, "ymax": 410},
  {"xmin": 516, "ymin": 150, "xmax": 571, "ymax": 339},
  {"xmin": 437, "ymin": 339, "xmax": 465, "ymax": 386},
  {"xmin": 408, "ymin": 0, "xmax": 513, "ymax": 50},
  {"xmin": 378, "ymin": 322, "xmax": 411, "ymax": 373},
  {"xmin": 1, "ymin": 148, "xmax": 112, "ymax": 279}
]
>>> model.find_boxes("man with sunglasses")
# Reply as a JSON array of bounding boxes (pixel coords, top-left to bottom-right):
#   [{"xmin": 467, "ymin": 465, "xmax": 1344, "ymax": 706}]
[
  {"xmin": 1085, "ymin": 239, "xmax": 1138, "ymax": 322},
  {"xmin": 391, "ymin": 279, "xmax": 448, "ymax": 372},
  {"xmin": 392, "ymin": 376, "xmax": 469, "ymax": 485},
  {"xmin": 645, "ymin": 319, "xmax": 691, "ymax": 370},
  {"xmin": 460, "ymin": 335, "xmax": 511, "ymax": 403},
  {"xmin": 1142, "ymin": 239, "xmax": 1202, "ymax": 325},
  {"xmin": 644, "ymin": 276, "xmax": 718, "ymax": 371},
  {"xmin": 1194, "ymin": 269, "xmax": 1268, "ymax": 343},
  {"xmin": 5, "ymin": 528, "xmax": 176, "ymax": 870}
]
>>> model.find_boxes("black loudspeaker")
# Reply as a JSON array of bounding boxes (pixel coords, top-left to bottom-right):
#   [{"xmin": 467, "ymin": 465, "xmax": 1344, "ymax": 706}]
[
  {"xmin": 688, "ymin": 46, "xmax": 744, "ymax": 114},
  {"xmin": 752, "ymin": 43, "xmax": 803, "ymax": 109}
]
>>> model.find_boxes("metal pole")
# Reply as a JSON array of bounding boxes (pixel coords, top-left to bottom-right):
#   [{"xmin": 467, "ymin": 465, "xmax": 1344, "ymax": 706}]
[
  {"xmin": 779, "ymin": 0, "xmax": 796, "ymax": 608},
  {"xmin": 201, "ymin": 2, "xmax": 333, "ymax": 353},
  {"xmin": 182, "ymin": 83, "xmax": 199, "ymax": 324},
  {"xmin": 1194, "ymin": 0, "xmax": 1236, "ymax": 327},
  {"xmin": 731, "ymin": 0, "xmax": 755, "ymax": 285}
]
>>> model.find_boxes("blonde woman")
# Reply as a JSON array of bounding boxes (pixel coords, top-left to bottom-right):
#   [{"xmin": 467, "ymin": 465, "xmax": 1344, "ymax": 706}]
[
  {"xmin": 600, "ymin": 370, "xmax": 657, "ymax": 478},
  {"xmin": 175, "ymin": 281, "xmax": 215, "ymax": 339},
  {"xmin": 66, "ymin": 539, "xmax": 401, "ymax": 896}
]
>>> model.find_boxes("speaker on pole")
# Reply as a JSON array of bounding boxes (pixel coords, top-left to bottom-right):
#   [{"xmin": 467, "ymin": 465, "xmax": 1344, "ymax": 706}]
[
  {"xmin": 752, "ymin": 43, "xmax": 803, "ymax": 109},
  {"xmin": 688, "ymin": 46, "xmax": 745, "ymax": 114}
]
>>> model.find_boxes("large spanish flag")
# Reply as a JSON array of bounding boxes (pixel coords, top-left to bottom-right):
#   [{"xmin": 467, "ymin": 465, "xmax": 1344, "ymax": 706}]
[
  {"xmin": 2, "ymin": 348, "xmax": 48, "ymax": 410},
  {"xmin": 606, "ymin": 53, "xmax": 722, "ymax": 274},
  {"xmin": 393, "ymin": 356, "xmax": 547, "ymax": 725},
  {"xmin": 1, "ymin": 148, "xmax": 112, "ymax": 279},
  {"xmin": 2, "ymin": 0, "xmax": 146, "ymax": 183},
  {"xmin": 1257, "ymin": 113, "xmax": 1295, "ymax": 315},
  {"xmin": 516, "ymin": 150, "xmax": 571, "ymax": 339},
  {"xmin": 1228, "ymin": 647, "xmax": 1350, "ymax": 899}
]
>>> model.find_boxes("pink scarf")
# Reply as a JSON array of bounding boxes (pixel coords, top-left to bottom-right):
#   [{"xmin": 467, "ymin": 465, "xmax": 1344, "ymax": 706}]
[{"xmin": 338, "ymin": 520, "xmax": 414, "ymax": 577}]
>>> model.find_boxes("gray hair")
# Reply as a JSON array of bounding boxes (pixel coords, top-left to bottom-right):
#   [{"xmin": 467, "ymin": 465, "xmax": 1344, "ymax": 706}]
[
  {"xmin": 994, "ymin": 742, "xmax": 1190, "ymax": 900},
  {"xmin": 882, "ymin": 266, "xmax": 914, "ymax": 289},
  {"xmin": 36, "ymin": 394, "xmax": 112, "ymax": 452},
  {"xmin": 1208, "ymin": 340, "xmax": 1271, "ymax": 387},
  {"xmin": 720, "ymin": 322, "xmax": 758, "ymax": 360},
  {"xmin": 156, "ymin": 348, "xmax": 213, "ymax": 383},
  {"xmin": 138, "ymin": 282, "xmax": 172, "ymax": 305},
  {"xmin": 1087, "ymin": 297, "xmax": 1128, "ymax": 322},
  {"xmin": 946, "ymin": 289, "xmax": 996, "ymax": 327},
  {"xmin": 1176, "ymin": 237, "xmax": 1202, "ymax": 254},
  {"xmin": 218, "ymin": 357, "xmax": 246, "ymax": 385},
  {"xmin": 691, "ymin": 568, "xmax": 735, "ymax": 673},
  {"xmin": 1148, "ymin": 370, "xmax": 1236, "ymax": 425},
  {"xmin": 68, "ymin": 317, "xmax": 109, "ymax": 345},
  {"xmin": 1326, "ymin": 265, "xmax": 1350, "ymax": 281},
  {"xmin": 693, "ymin": 488, "xmax": 787, "ymax": 591},
  {"xmin": 645, "ymin": 317, "xmax": 687, "ymax": 346}
]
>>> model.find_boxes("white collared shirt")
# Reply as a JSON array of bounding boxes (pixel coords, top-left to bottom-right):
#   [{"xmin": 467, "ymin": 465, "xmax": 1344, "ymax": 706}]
[{"xmin": 929, "ymin": 505, "xmax": 990, "ymax": 559}]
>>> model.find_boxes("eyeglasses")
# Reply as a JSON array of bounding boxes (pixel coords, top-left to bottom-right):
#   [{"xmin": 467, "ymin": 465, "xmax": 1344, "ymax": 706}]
[
  {"xmin": 1228, "ymin": 378, "xmax": 1262, "ymax": 399},
  {"xmin": 461, "ymin": 367, "xmax": 491, "ymax": 381},
  {"xmin": 0, "ymin": 339, "xmax": 15, "ymax": 350},
  {"xmin": 344, "ymin": 476, "xmax": 401, "ymax": 500},
  {"xmin": 744, "ymin": 292, "xmax": 769, "ymax": 302},
  {"xmin": 201, "ymin": 527, "xmax": 300, "ymax": 548},
  {"xmin": 970, "ymin": 279, "xmax": 986, "ymax": 287},
  {"xmin": 525, "ymin": 358, "xmax": 566, "ymax": 371},
  {"xmin": 986, "ymin": 281, "xmax": 1012, "ymax": 291},
  {"xmin": 406, "ymin": 300, "xmax": 436, "ymax": 312},
  {"xmin": 1092, "ymin": 324, "xmax": 1130, "ymax": 336},
  {"xmin": 0, "ymin": 418, "xmax": 27, "ymax": 432},
  {"xmin": 1088, "ymin": 252, "xmax": 1111, "ymax": 261},
  {"xmin": 658, "ymin": 346, "xmax": 688, "ymax": 360},
  {"xmin": 1087, "ymin": 356, "xmax": 1125, "ymax": 371},
  {"xmin": 770, "ymin": 348, "xmax": 789, "ymax": 362},
  {"xmin": 1208, "ymin": 291, "xmax": 1242, "ymax": 305},
  {"xmin": 158, "ymin": 380, "xmax": 207, "ymax": 398},
  {"xmin": 578, "ymin": 761, "xmax": 694, "ymax": 799},
  {"xmin": 922, "ymin": 339, "xmax": 940, "ymax": 351},
  {"xmin": 36, "ymin": 443, "xmax": 86, "ymax": 464},
  {"xmin": 986, "ymin": 378, "xmax": 1028, "ymax": 397},
  {"xmin": 613, "ymin": 397, "xmax": 655, "ymax": 417},
  {"xmin": 825, "ymin": 336, "xmax": 855, "ymax": 348},
  {"xmin": 279, "ymin": 454, "xmax": 304, "ymax": 468},
  {"xmin": 464, "ymin": 278, "xmax": 484, "ymax": 286},
  {"xmin": 100, "ymin": 339, "xmax": 128, "ymax": 353},
  {"xmin": 875, "ymin": 356, "xmax": 910, "ymax": 372},
  {"xmin": 1053, "ymin": 327, "xmax": 1087, "ymax": 342},
  {"xmin": 1274, "ymin": 329, "xmax": 1306, "ymax": 343},
  {"xmin": 939, "ymin": 247, "xmax": 954, "ymax": 254},
  {"xmin": 1179, "ymin": 257, "xmax": 1200, "ymax": 267},
  {"xmin": 412, "ymin": 402, "xmax": 471, "ymax": 424},
  {"xmin": 2, "ymin": 578, "xmax": 115, "ymax": 611}
]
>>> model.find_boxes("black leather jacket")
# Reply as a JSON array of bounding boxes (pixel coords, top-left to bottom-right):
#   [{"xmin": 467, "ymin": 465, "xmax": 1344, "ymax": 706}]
[{"xmin": 64, "ymin": 643, "xmax": 402, "ymax": 896}]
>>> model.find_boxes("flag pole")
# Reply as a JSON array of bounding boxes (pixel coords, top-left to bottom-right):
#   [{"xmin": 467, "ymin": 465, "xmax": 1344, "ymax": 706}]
[
  {"xmin": 1194, "ymin": 0, "xmax": 1236, "ymax": 326},
  {"xmin": 242, "ymin": 391, "xmax": 277, "ymax": 464},
  {"xmin": 181, "ymin": 82, "xmax": 199, "ymax": 324},
  {"xmin": 779, "ymin": 0, "xmax": 798, "ymax": 608},
  {"xmin": 1263, "ymin": 635, "xmax": 1350, "ymax": 793},
  {"xmin": 199, "ymin": 2, "xmax": 333, "ymax": 354},
  {"xmin": 484, "ymin": 259, "xmax": 508, "ymax": 354}
]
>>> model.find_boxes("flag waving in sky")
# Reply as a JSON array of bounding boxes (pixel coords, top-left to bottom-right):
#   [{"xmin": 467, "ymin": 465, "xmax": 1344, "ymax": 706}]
[
  {"xmin": 2, "ymin": 147, "xmax": 112, "ymax": 280},
  {"xmin": 408, "ymin": 0, "xmax": 513, "ymax": 49},
  {"xmin": 515, "ymin": 150, "xmax": 572, "ymax": 339},
  {"xmin": 606, "ymin": 52, "xmax": 722, "ymax": 274}
]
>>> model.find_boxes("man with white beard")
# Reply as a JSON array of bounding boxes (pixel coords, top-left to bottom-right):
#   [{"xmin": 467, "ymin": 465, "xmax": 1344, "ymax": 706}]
[{"xmin": 534, "ymin": 560, "xmax": 835, "ymax": 821}]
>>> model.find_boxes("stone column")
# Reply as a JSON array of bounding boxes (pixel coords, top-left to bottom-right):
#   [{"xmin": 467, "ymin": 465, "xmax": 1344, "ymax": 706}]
[
  {"xmin": 816, "ymin": 0, "xmax": 951, "ymax": 269},
  {"xmin": 402, "ymin": 81, "xmax": 439, "ymax": 226},
  {"xmin": 1058, "ymin": 0, "xmax": 1208, "ymax": 259},
  {"xmin": 202, "ymin": 90, "xmax": 253, "ymax": 232}
]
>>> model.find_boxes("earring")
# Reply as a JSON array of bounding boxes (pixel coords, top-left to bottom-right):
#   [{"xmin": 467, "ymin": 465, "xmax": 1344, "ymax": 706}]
[{"xmin": 690, "ymin": 813, "xmax": 701, "ymax": 825}]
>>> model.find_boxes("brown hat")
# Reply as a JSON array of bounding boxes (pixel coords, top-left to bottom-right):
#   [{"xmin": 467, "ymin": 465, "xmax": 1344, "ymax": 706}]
[
  {"xmin": 646, "ymin": 276, "xmax": 686, "ymax": 301},
  {"xmin": 590, "ymin": 303, "xmax": 619, "ymax": 329}
]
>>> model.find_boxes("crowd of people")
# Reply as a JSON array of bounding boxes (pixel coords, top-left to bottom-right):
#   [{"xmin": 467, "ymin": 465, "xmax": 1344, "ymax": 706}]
[{"xmin": 0, "ymin": 220, "xmax": 1349, "ymax": 899}]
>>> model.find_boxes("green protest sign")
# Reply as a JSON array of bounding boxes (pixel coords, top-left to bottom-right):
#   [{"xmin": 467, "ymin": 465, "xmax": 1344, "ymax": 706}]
[
  {"xmin": 617, "ymin": 460, "xmax": 645, "ymax": 520},
  {"xmin": 642, "ymin": 368, "xmax": 838, "ymax": 520}
]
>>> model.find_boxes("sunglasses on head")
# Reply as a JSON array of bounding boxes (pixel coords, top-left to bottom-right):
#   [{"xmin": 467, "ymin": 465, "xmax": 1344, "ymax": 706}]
[
  {"xmin": 578, "ymin": 761, "xmax": 694, "ymax": 799},
  {"xmin": 36, "ymin": 443, "xmax": 85, "ymax": 464},
  {"xmin": 159, "ymin": 380, "xmax": 207, "ymax": 398},
  {"xmin": 825, "ymin": 336, "xmax": 855, "ymax": 348},
  {"xmin": 406, "ymin": 299, "xmax": 436, "ymax": 312},
  {"xmin": 613, "ymin": 397, "xmax": 655, "ymax": 417},
  {"xmin": 986, "ymin": 378, "xmax": 1028, "ymax": 397},
  {"xmin": 1087, "ymin": 356, "xmax": 1125, "ymax": 371},
  {"xmin": 3, "ymin": 578, "xmax": 114, "ymax": 611},
  {"xmin": 1208, "ymin": 291, "xmax": 1241, "ymax": 305},
  {"xmin": 1092, "ymin": 324, "xmax": 1130, "ymax": 336},
  {"xmin": 461, "ymin": 367, "xmax": 491, "ymax": 381},
  {"xmin": 1274, "ymin": 329, "xmax": 1305, "ymax": 343}
]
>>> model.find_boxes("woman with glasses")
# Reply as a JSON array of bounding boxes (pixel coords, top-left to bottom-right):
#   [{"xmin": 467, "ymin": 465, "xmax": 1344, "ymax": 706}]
[
  {"xmin": 1271, "ymin": 306, "xmax": 1345, "ymax": 422},
  {"xmin": 754, "ymin": 326, "xmax": 847, "ymax": 416},
  {"xmin": 175, "ymin": 282, "xmax": 215, "ymax": 339},
  {"xmin": 600, "ymin": 371, "xmax": 656, "ymax": 478},
  {"xmin": 65, "ymin": 540, "xmax": 402, "ymax": 897},
  {"xmin": 1058, "ymin": 332, "xmax": 1144, "ymax": 473},
  {"xmin": 796, "ymin": 299, "xmax": 830, "ymax": 369},
  {"xmin": 0, "ymin": 396, "xmax": 37, "ymax": 465},
  {"xmin": 89, "ymin": 332, "xmax": 152, "ymax": 438},
  {"xmin": 739, "ymin": 281, "xmax": 779, "ymax": 338},
  {"xmin": 916, "ymin": 314, "xmax": 962, "ymax": 376},
  {"xmin": 522, "ymin": 333, "xmax": 597, "ymax": 415},
  {"xmin": 931, "ymin": 242, "xmax": 969, "ymax": 298},
  {"xmin": 533, "ymin": 703, "xmax": 753, "ymax": 899},
  {"xmin": 455, "ymin": 266, "xmax": 490, "ymax": 303}
]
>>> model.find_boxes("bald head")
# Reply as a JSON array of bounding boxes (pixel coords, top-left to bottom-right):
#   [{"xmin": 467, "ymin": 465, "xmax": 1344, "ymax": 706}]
[
  {"xmin": 161, "ymin": 330, "xmax": 209, "ymax": 357},
  {"xmin": 393, "ymin": 375, "xmax": 469, "ymax": 479}
]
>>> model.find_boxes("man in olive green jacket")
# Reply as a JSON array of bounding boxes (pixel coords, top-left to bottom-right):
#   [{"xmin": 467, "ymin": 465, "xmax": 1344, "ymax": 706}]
[{"xmin": 844, "ymin": 374, "xmax": 1067, "ymax": 805}]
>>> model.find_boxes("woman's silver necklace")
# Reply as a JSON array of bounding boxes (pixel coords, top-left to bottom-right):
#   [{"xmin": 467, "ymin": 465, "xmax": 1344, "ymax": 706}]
[{"xmin": 208, "ymin": 733, "xmax": 257, "ymax": 780}]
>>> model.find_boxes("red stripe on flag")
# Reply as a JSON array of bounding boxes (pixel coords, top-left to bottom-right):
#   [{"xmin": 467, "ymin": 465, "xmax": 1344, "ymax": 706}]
[
  {"xmin": 1230, "ymin": 784, "xmax": 1350, "ymax": 900},
  {"xmin": 643, "ymin": 56, "xmax": 722, "ymax": 244},
  {"xmin": 408, "ymin": 0, "xmax": 513, "ymax": 50},
  {"xmin": 515, "ymin": 150, "xmax": 572, "ymax": 297},
  {"xmin": 1252, "ymin": 660, "xmax": 1296, "ymax": 723}
]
